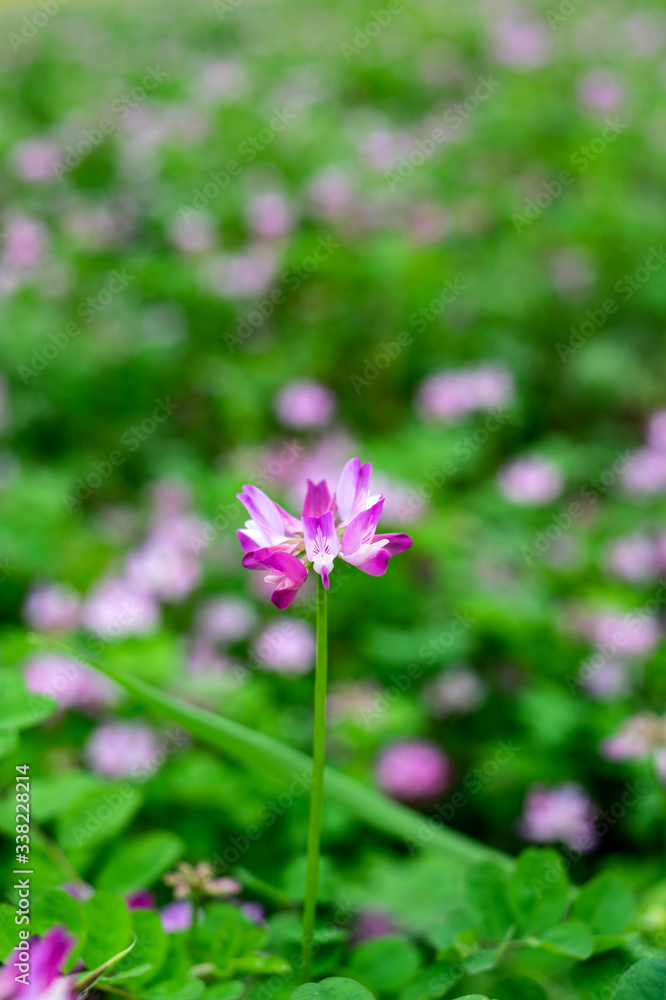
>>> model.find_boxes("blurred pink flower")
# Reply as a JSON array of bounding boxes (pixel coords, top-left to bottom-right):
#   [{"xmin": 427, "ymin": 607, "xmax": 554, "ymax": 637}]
[
  {"xmin": 247, "ymin": 191, "xmax": 293, "ymax": 240},
  {"xmin": 168, "ymin": 213, "xmax": 217, "ymax": 254},
  {"xmin": 375, "ymin": 739, "xmax": 452, "ymax": 802},
  {"xmin": 416, "ymin": 365, "xmax": 514, "ymax": 422},
  {"xmin": 647, "ymin": 409, "xmax": 666, "ymax": 452},
  {"xmin": 519, "ymin": 783, "xmax": 598, "ymax": 852},
  {"xmin": 253, "ymin": 620, "xmax": 316, "ymax": 675},
  {"xmin": 580, "ymin": 659, "xmax": 630, "ymax": 701},
  {"xmin": 491, "ymin": 16, "xmax": 551, "ymax": 68},
  {"xmin": 583, "ymin": 610, "xmax": 660, "ymax": 658},
  {"xmin": 204, "ymin": 245, "xmax": 278, "ymax": 299},
  {"xmin": 11, "ymin": 138, "xmax": 60, "ymax": 182},
  {"xmin": 605, "ymin": 533, "xmax": 659, "ymax": 582},
  {"xmin": 160, "ymin": 900, "xmax": 193, "ymax": 933},
  {"xmin": 498, "ymin": 456, "xmax": 563, "ymax": 505},
  {"xmin": 1, "ymin": 214, "xmax": 48, "ymax": 270},
  {"xmin": 196, "ymin": 59, "xmax": 248, "ymax": 103},
  {"xmin": 601, "ymin": 712, "xmax": 666, "ymax": 766},
  {"xmin": 406, "ymin": 202, "xmax": 451, "ymax": 244},
  {"xmin": 621, "ymin": 447, "xmax": 666, "ymax": 494},
  {"xmin": 425, "ymin": 666, "xmax": 487, "ymax": 717},
  {"xmin": 308, "ymin": 167, "xmax": 355, "ymax": 219},
  {"xmin": 358, "ymin": 128, "xmax": 412, "ymax": 170},
  {"xmin": 0, "ymin": 926, "xmax": 75, "ymax": 1000},
  {"xmin": 126, "ymin": 889, "xmax": 156, "ymax": 910},
  {"xmin": 85, "ymin": 720, "xmax": 161, "ymax": 778},
  {"xmin": 196, "ymin": 596, "xmax": 257, "ymax": 644},
  {"xmin": 81, "ymin": 577, "xmax": 161, "ymax": 639},
  {"xmin": 352, "ymin": 910, "xmax": 399, "ymax": 944},
  {"xmin": 578, "ymin": 70, "xmax": 624, "ymax": 112},
  {"xmin": 274, "ymin": 379, "xmax": 336, "ymax": 429},
  {"xmin": 125, "ymin": 540, "xmax": 201, "ymax": 603},
  {"xmin": 24, "ymin": 583, "xmax": 80, "ymax": 633},
  {"xmin": 187, "ymin": 642, "xmax": 231, "ymax": 675},
  {"xmin": 548, "ymin": 247, "xmax": 597, "ymax": 294},
  {"xmin": 24, "ymin": 653, "xmax": 118, "ymax": 712},
  {"xmin": 149, "ymin": 478, "xmax": 193, "ymax": 518}
]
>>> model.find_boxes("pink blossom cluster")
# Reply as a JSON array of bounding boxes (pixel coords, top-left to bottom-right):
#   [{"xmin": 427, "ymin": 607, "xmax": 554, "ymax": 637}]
[
  {"xmin": 601, "ymin": 712, "xmax": 666, "ymax": 783},
  {"xmin": 498, "ymin": 455, "xmax": 563, "ymax": 505},
  {"xmin": 416, "ymin": 365, "xmax": 514, "ymax": 423},
  {"xmin": 519, "ymin": 783, "xmax": 599, "ymax": 852},
  {"xmin": 621, "ymin": 409, "xmax": 666, "ymax": 495},
  {"xmin": 375, "ymin": 739, "xmax": 451, "ymax": 802}
]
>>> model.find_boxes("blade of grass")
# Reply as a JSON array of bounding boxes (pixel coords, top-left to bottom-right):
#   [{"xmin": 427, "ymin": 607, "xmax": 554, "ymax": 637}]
[{"xmin": 30, "ymin": 635, "xmax": 512, "ymax": 870}]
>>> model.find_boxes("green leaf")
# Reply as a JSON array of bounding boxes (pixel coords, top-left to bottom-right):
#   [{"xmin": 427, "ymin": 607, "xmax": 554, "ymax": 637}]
[
  {"xmin": 571, "ymin": 873, "xmax": 632, "ymax": 935},
  {"xmin": 96, "ymin": 831, "xmax": 185, "ymax": 893},
  {"xmin": 591, "ymin": 934, "xmax": 628, "ymax": 955},
  {"xmin": 613, "ymin": 958, "xmax": 666, "ymax": 999},
  {"xmin": 451, "ymin": 996, "xmax": 498, "ymax": 1000},
  {"xmin": 507, "ymin": 848, "xmax": 569, "ymax": 935},
  {"xmin": 350, "ymin": 935, "xmax": 420, "ymax": 992},
  {"xmin": 116, "ymin": 909, "xmax": 169, "ymax": 986},
  {"xmin": 492, "ymin": 981, "xmax": 546, "ymax": 1000},
  {"xmin": 400, "ymin": 960, "xmax": 463, "ymax": 1000},
  {"xmin": 426, "ymin": 908, "xmax": 477, "ymax": 951},
  {"xmin": 570, "ymin": 952, "xmax": 628, "ymax": 999},
  {"xmin": 30, "ymin": 771, "xmax": 101, "ymax": 823},
  {"xmin": 291, "ymin": 979, "xmax": 377, "ymax": 999},
  {"xmin": 32, "ymin": 889, "xmax": 85, "ymax": 939},
  {"xmin": 136, "ymin": 980, "xmax": 207, "ymax": 1000},
  {"xmin": 0, "ymin": 729, "xmax": 18, "ymax": 759},
  {"xmin": 0, "ymin": 669, "xmax": 56, "ymax": 730},
  {"xmin": 232, "ymin": 954, "xmax": 291, "ymax": 975},
  {"xmin": 81, "ymin": 893, "xmax": 132, "ymax": 972},
  {"xmin": 465, "ymin": 862, "xmax": 514, "ymax": 940},
  {"xmin": 34, "ymin": 637, "xmax": 510, "ymax": 870},
  {"xmin": 203, "ymin": 984, "xmax": 245, "ymax": 1000},
  {"xmin": 0, "ymin": 904, "xmax": 16, "ymax": 961},
  {"xmin": 105, "ymin": 963, "xmax": 155, "ymax": 982},
  {"xmin": 76, "ymin": 936, "xmax": 137, "ymax": 992},
  {"xmin": 463, "ymin": 946, "xmax": 505, "ymax": 975},
  {"xmin": 56, "ymin": 783, "xmax": 143, "ymax": 850},
  {"xmin": 537, "ymin": 919, "xmax": 593, "ymax": 959}
]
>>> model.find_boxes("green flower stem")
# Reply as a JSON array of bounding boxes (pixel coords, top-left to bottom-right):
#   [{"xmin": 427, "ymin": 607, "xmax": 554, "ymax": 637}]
[{"xmin": 300, "ymin": 576, "xmax": 328, "ymax": 984}]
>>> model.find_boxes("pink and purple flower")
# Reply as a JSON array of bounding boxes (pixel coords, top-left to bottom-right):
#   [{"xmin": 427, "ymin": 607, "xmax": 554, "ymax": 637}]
[{"xmin": 236, "ymin": 457, "xmax": 412, "ymax": 608}]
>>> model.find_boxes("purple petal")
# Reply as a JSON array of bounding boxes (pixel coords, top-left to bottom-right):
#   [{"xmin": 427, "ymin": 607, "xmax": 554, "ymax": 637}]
[
  {"xmin": 352, "ymin": 546, "xmax": 390, "ymax": 576},
  {"xmin": 29, "ymin": 927, "xmax": 75, "ymax": 995},
  {"xmin": 237, "ymin": 484, "xmax": 285, "ymax": 543},
  {"xmin": 374, "ymin": 532, "xmax": 413, "ymax": 556},
  {"xmin": 242, "ymin": 543, "xmax": 291, "ymax": 570},
  {"xmin": 303, "ymin": 479, "xmax": 332, "ymax": 518},
  {"xmin": 262, "ymin": 551, "xmax": 308, "ymax": 583},
  {"xmin": 303, "ymin": 511, "xmax": 340, "ymax": 561},
  {"xmin": 342, "ymin": 499, "xmax": 385, "ymax": 556},
  {"xmin": 335, "ymin": 457, "xmax": 361, "ymax": 522}
]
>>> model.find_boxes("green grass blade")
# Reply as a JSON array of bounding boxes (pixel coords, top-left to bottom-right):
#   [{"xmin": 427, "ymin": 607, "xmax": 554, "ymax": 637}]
[{"xmin": 30, "ymin": 636, "xmax": 511, "ymax": 870}]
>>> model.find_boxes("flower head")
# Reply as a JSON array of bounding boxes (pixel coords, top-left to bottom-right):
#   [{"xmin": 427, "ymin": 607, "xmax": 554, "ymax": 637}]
[
  {"xmin": 375, "ymin": 739, "xmax": 452, "ymax": 802},
  {"xmin": 236, "ymin": 457, "xmax": 412, "ymax": 607},
  {"xmin": 0, "ymin": 927, "xmax": 76, "ymax": 1000},
  {"xmin": 519, "ymin": 783, "xmax": 598, "ymax": 852},
  {"xmin": 163, "ymin": 862, "xmax": 241, "ymax": 900}
]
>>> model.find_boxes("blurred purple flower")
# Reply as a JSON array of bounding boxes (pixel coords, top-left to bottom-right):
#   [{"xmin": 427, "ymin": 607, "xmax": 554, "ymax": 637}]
[
  {"xmin": 352, "ymin": 910, "xmax": 399, "ymax": 944},
  {"xmin": 578, "ymin": 70, "xmax": 624, "ymax": 112},
  {"xmin": 160, "ymin": 899, "xmax": 193, "ymax": 933},
  {"xmin": 196, "ymin": 59, "xmax": 248, "ymax": 103},
  {"xmin": 126, "ymin": 889, "xmax": 156, "ymax": 910},
  {"xmin": 168, "ymin": 213, "xmax": 216, "ymax": 254},
  {"xmin": 204, "ymin": 245, "xmax": 278, "ymax": 299},
  {"xmin": 602, "ymin": 712, "xmax": 666, "ymax": 780},
  {"xmin": 240, "ymin": 901, "xmax": 266, "ymax": 925},
  {"xmin": 425, "ymin": 665, "xmax": 487, "ymax": 717},
  {"xmin": 81, "ymin": 577, "xmax": 161, "ymax": 639},
  {"xmin": 375, "ymin": 739, "xmax": 452, "ymax": 802},
  {"xmin": 247, "ymin": 191, "xmax": 293, "ymax": 240},
  {"xmin": 84, "ymin": 720, "xmax": 161, "ymax": 778},
  {"xmin": 24, "ymin": 583, "xmax": 80, "ymax": 633},
  {"xmin": 605, "ymin": 533, "xmax": 659, "ymax": 582},
  {"xmin": 196, "ymin": 596, "xmax": 257, "ymax": 644},
  {"xmin": 307, "ymin": 167, "xmax": 355, "ymax": 219},
  {"xmin": 11, "ymin": 138, "xmax": 60, "ymax": 182},
  {"xmin": 149, "ymin": 478, "xmax": 193, "ymax": 518},
  {"xmin": 358, "ymin": 128, "xmax": 412, "ymax": 170},
  {"xmin": 24, "ymin": 654, "xmax": 118, "ymax": 712},
  {"xmin": 647, "ymin": 409, "xmax": 666, "ymax": 452},
  {"xmin": 498, "ymin": 456, "xmax": 563, "ymax": 505},
  {"xmin": 125, "ymin": 540, "xmax": 201, "ymax": 603},
  {"xmin": 580, "ymin": 659, "xmax": 630, "ymax": 701},
  {"xmin": 621, "ymin": 447, "xmax": 666, "ymax": 494},
  {"xmin": 274, "ymin": 379, "xmax": 336, "ymax": 430},
  {"xmin": 1, "ymin": 214, "xmax": 48, "ymax": 270},
  {"xmin": 519, "ymin": 783, "xmax": 598, "ymax": 852},
  {"xmin": 416, "ymin": 365, "xmax": 514, "ymax": 422},
  {"xmin": 491, "ymin": 16, "xmax": 551, "ymax": 68},
  {"xmin": 0, "ymin": 926, "xmax": 75, "ymax": 1000},
  {"xmin": 60, "ymin": 882, "xmax": 94, "ymax": 902},
  {"xmin": 406, "ymin": 202, "xmax": 451, "ymax": 244},
  {"xmin": 583, "ymin": 610, "xmax": 660, "ymax": 658},
  {"xmin": 253, "ymin": 620, "xmax": 316, "ymax": 675}
]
